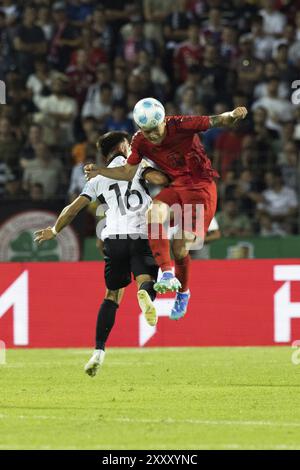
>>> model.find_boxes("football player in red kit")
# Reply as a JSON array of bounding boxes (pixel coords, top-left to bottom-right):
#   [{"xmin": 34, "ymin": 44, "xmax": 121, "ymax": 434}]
[{"xmin": 85, "ymin": 98, "xmax": 247, "ymax": 320}]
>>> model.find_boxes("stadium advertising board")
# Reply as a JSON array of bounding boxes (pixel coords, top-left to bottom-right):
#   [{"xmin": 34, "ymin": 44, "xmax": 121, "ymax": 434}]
[{"xmin": 1, "ymin": 260, "xmax": 300, "ymax": 348}]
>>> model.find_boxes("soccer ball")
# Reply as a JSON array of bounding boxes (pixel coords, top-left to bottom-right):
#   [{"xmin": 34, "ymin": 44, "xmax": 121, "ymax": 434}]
[{"xmin": 133, "ymin": 98, "xmax": 165, "ymax": 130}]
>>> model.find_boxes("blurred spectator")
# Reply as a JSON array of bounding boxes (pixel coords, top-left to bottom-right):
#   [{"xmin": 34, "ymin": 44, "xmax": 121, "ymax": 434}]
[
  {"xmin": 13, "ymin": 4, "xmax": 47, "ymax": 77},
  {"xmin": 112, "ymin": 64, "xmax": 128, "ymax": 101},
  {"xmin": 99, "ymin": 0, "xmax": 138, "ymax": 35},
  {"xmin": 143, "ymin": 0, "xmax": 174, "ymax": 44},
  {"xmin": 201, "ymin": 7, "xmax": 224, "ymax": 45},
  {"xmin": 231, "ymin": 135, "xmax": 261, "ymax": 176},
  {"xmin": 296, "ymin": 11, "xmax": 300, "ymax": 41},
  {"xmin": 66, "ymin": 0, "xmax": 95, "ymax": 26},
  {"xmin": 81, "ymin": 82, "xmax": 113, "ymax": 123},
  {"xmin": 253, "ymin": 60, "xmax": 289, "ymax": 100},
  {"xmin": 0, "ymin": 11, "xmax": 15, "ymax": 79},
  {"xmin": 202, "ymin": 102, "xmax": 226, "ymax": 153},
  {"xmin": 257, "ymin": 171, "xmax": 298, "ymax": 223},
  {"xmin": 216, "ymin": 199, "xmax": 253, "ymax": 237},
  {"xmin": 78, "ymin": 26, "xmax": 108, "ymax": 69},
  {"xmin": 178, "ymin": 86, "xmax": 198, "ymax": 115},
  {"xmin": 36, "ymin": 3, "xmax": 54, "ymax": 41},
  {"xmin": 247, "ymin": 15, "xmax": 274, "ymax": 61},
  {"xmin": 235, "ymin": 169, "xmax": 262, "ymax": 217},
  {"xmin": 258, "ymin": 213, "xmax": 287, "ymax": 237},
  {"xmin": 259, "ymin": 0, "xmax": 286, "ymax": 37},
  {"xmin": 220, "ymin": 26, "xmax": 238, "ymax": 66},
  {"xmin": 213, "ymin": 122, "xmax": 245, "ymax": 176},
  {"xmin": 132, "ymin": 65, "xmax": 166, "ymax": 102},
  {"xmin": 175, "ymin": 65, "xmax": 205, "ymax": 105},
  {"xmin": 294, "ymin": 107, "xmax": 300, "ymax": 142},
  {"xmin": 236, "ymin": 35, "xmax": 263, "ymax": 96},
  {"xmin": 251, "ymin": 106, "xmax": 278, "ymax": 165},
  {"xmin": 26, "ymin": 59, "xmax": 52, "ymax": 99},
  {"xmin": 66, "ymin": 48, "xmax": 95, "ymax": 107},
  {"xmin": 72, "ymin": 126, "xmax": 99, "ymax": 167},
  {"xmin": 49, "ymin": 1, "xmax": 81, "ymax": 71},
  {"xmin": 136, "ymin": 50, "xmax": 170, "ymax": 93},
  {"xmin": 174, "ymin": 22, "xmax": 203, "ymax": 82},
  {"xmin": 272, "ymin": 24, "xmax": 300, "ymax": 66},
  {"xmin": 279, "ymin": 142, "xmax": 300, "ymax": 190},
  {"xmin": 0, "ymin": 159, "xmax": 13, "ymax": 197},
  {"xmin": 71, "ymin": 116, "xmax": 97, "ymax": 164},
  {"xmin": 104, "ymin": 102, "xmax": 135, "ymax": 134},
  {"xmin": 273, "ymin": 43, "xmax": 299, "ymax": 85},
  {"xmin": 252, "ymin": 77, "xmax": 294, "ymax": 132},
  {"xmin": 68, "ymin": 161, "xmax": 89, "ymax": 201},
  {"xmin": 29, "ymin": 182, "xmax": 45, "ymax": 201},
  {"xmin": 119, "ymin": 18, "xmax": 159, "ymax": 68},
  {"xmin": 83, "ymin": 62, "xmax": 122, "ymax": 107},
  {"xmin": 33, "ymin": 74, "xmax": 78, "ymax": 146},
  {"xmin": 0, "ymin": 0, "xmax": 19, "ymax": 27},
  {"xmin": 0, "ymin": 117, "xmax": 21, "ymax": 171},
  {"xmin": 163, "ymin": 0, "xmax": 190, "ymax": 47},
  {"xmin": 23, "ymin": 142, "xmax": 64, "ymax": 198},
  {"xmin": 200, "ymin": 44, "xmax": 227, "ymax": 102},
  {"xmin": 3, "ymin": 171, "xmax": 27, "ymax": 199},
  {"xmin": 277, "ymin": 122, "xmax": 298, "ymax": 161},
  {"xmin": 20, "ymin": 123, "xmax": 44, "ymax": 168},
  {"xmin": 89, "ymin": 5, "xmax": 114, "ymax": 58}
]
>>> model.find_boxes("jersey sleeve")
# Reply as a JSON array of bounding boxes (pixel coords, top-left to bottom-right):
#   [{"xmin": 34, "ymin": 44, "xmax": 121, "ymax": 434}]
[
  {"xmin": 107, "ymin": 156, "xmax": 126, "ymax": 168},
  {"xmin": 127, "ymin": 132, "xmax": 143, "ymax": 166},
  {"xmin": 172, "ymin": 115, "xmax": 210, "ymax": 132},
  {"xmin": 80, "ymin": 179, "xmax": 98, "ymax": 202}
]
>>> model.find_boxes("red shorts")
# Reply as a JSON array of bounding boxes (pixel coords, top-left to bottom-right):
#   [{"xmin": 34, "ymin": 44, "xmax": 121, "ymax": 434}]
[{"xmin": 154, "ymin": 180, "xmax": 217, "ymax": 238}]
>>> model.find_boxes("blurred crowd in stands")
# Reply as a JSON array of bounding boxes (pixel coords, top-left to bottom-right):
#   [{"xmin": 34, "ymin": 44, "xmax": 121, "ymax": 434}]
[{"xmin": 0, "ymin": 0, "xmax": 299, "ymax": 238}]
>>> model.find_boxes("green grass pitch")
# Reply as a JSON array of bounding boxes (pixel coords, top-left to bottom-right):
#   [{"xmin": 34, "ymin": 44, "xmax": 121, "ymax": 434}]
[{"xmin": 1, "ymin": 347, "xmax": 300, "ymax": 450}]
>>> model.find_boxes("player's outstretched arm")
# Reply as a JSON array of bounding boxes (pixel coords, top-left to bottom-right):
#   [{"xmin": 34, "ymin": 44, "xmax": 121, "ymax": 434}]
[
  {"xmin": 84, "ymin": 163, "xmax": 139, "ymax": 181},
  {"xmin": 209, "ymin": 107, "xmax": 248, "ymax": 128},
  {"xmin": 34, "ymin": 196, "xmax": 89, "ymax": 244}
]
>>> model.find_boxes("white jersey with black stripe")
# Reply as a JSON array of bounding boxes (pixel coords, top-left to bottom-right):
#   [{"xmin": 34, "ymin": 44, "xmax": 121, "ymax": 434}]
[{"xmin": 81, "ymin": 155, "xmax": 152, "ymax": 241}]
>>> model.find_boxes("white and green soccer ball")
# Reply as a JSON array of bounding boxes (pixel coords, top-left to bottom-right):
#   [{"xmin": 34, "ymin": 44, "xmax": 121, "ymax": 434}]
[{"xmin": 133, "ymin": 97, "xmax": 165, "ymax": 130}]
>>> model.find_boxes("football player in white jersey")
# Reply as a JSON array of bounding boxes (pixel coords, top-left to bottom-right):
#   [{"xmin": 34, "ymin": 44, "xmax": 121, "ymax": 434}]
[{"xmin": 34, "ymin": 131, "xmax": 169, "ymax": 377}]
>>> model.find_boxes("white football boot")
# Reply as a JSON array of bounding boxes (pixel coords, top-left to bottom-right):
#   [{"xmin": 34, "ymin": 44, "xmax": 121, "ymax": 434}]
[{"xmin": 84, "ymin": 349, "xmax": 105, "ymax": 377}]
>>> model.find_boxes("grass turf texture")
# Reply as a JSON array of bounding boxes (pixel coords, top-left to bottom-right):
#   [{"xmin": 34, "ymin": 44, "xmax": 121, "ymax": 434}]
[{"xmin": 1, "ymin": 347, "xmax": 300, "ymax": 450}]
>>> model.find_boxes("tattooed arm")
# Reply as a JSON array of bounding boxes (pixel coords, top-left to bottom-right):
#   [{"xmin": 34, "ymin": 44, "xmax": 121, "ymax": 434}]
[{"xmin": 209, "ymin": 107, "xmax": 248, "ymax": 128}]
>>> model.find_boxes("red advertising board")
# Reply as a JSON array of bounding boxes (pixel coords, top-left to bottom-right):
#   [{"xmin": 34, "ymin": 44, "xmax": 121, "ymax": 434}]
[{"xmin": 1, "ymin": 260, "xmax": 300, "ymax": 348}]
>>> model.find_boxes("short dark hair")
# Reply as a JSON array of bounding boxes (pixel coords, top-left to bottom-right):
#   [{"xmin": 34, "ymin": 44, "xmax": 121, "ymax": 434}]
[{"xmin": 96, "ymin": 131, "xmax": 130, "ymax": 158}]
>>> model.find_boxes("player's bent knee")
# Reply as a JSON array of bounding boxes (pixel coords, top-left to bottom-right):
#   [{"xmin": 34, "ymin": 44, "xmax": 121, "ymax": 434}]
[
  {"xmin": 173, "ymin": 246, "xmax": 189, "ymax": 260},
  {"xmin": 136, "ymin": 274, "xmax": 153, "ymax": 288},
  {"xmin": 105, "ymin": 289, "xmax": 121, "ymax": 304}
]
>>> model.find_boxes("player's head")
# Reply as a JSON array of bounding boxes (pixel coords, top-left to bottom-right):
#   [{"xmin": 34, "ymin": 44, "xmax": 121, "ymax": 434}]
[
  {"xmin": 133, "ymin": 98, "xmax": 166, "ymax": 145},
  {"xmin": 96, "ymin": 131, "xmax": 131, "ymax": 165}
]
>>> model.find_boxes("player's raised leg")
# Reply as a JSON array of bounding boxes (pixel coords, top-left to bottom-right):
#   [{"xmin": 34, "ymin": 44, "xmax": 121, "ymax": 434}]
[
  {"xmin": 147, "ymin": 200, "xmax": 181, "ymax": 293},
  {"xmin": 85, "ymin": 288, "xmax": 124, "ymax": 377},
  {"xmin": 170, "ymin": 183, "xmax": 217, "ymax": 320}
]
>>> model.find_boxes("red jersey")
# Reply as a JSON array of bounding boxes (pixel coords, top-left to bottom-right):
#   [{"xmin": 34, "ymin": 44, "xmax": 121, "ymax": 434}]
[{"xmin": 127, "ymin": 115, "xmax": 219, "ymax": 187}]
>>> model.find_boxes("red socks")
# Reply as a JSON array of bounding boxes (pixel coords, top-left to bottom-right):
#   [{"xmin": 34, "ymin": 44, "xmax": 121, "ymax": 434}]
[
  {"xmin": 175, "ymin": 255, "xmax": 190, "ymax": 292},
  {"xmin": 147, "ymin": 223, "xmax": 190, "ymax": 291},
  {"xmin": 147, "ymin": 223, "xmax": 173, "ymax": 272}
]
